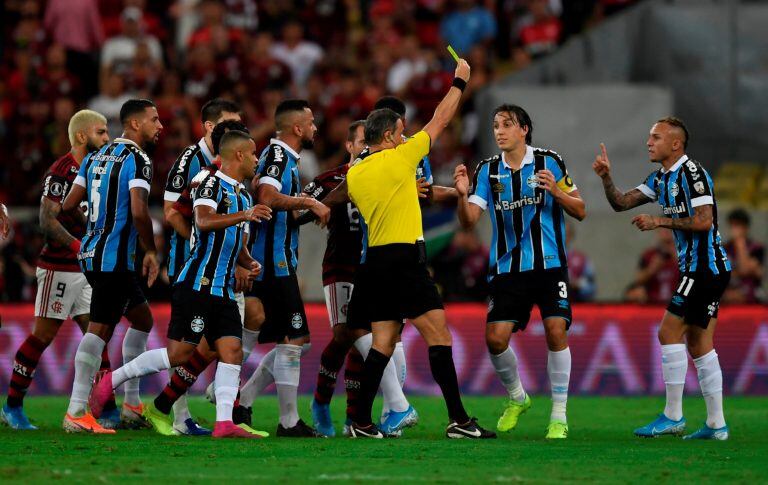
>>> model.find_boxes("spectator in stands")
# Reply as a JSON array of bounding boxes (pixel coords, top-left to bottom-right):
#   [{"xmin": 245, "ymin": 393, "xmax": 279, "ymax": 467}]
[
  {"xmin": 624, "ymin": 229, "xmax": 679, "ymax": 304},
  {"xmin": 387, "ymin": 35, "xmax": 429, "ymax": 95},
  {"xmin": 242, "ymin": 32, "xmax": 293, "ymax": 102},
  {"xmin": 439, "ymin": 0, "xmax": 497, "ymax": 56},
  {"xmin": 513, "ymin": 0, "xmax": 563, "ymax": 66},
  {"xmin": 723, "ymin": 209, "xmax": 765, "ymax": 304},
  {"xmin": 88, "ymin": 70, "xmax": 133, "ymax": 137},
  {"xmin": 40, "ymin": 44, "xmax": 82, "ymax": 103},
  {"xmin": 270, "ymin": 18, "xmax": 324, "ymax": 90},
  {"xmin": 566, "ymin": 222, "xmax": 596, "ymax": 302},
  {"xmin": 100, "ymin": 7, "xmax": 163, "ymax": 85}
]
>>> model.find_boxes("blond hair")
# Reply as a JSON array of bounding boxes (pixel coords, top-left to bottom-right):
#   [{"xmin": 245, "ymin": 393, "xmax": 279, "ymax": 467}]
[{"xmin": 68, "ymin": 110, "xmax": 107, "ymax": 146}]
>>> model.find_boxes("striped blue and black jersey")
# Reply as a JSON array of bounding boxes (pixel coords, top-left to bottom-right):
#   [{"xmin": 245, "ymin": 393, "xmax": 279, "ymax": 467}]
[
  {"xmin": 250, "ymin": 139, "xmax": 301, "ymax": 279},
  {"xmin": 75, "ymin": 138, "xmax": 153, "ymax": 273},
  {"xmin": 469, "ymin": 146, "xmax": 578, "ymax": 280},
  {"xmin": 176, "ymin": 170, "xmax": 251, "ymax": 298},
  {"xmin": 417, "ymin": 156, "xmax": 433, "ymax": 184},
  {"xmin": 164, "ymin": 138, "xmax": 215, "ymax": 280},
  {"xmin": 636, "ymin": 155, "xmax": 731, "ymax": 275}
]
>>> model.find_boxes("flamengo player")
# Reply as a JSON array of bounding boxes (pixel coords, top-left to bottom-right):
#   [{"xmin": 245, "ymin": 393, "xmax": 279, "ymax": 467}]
[
  {"xmin": 91, "ymin": 131, "xmax": 269, "ymax": 438},
  {"xmin": 594, "ymin": 118, "xmax": 732, "ymax": 440},
  {"xmin": 61, "ymin": 99, "xmax": 161, "ymax": 433},
  {"xmin": 1, "ymin": 110, "xmax": 112, "ymax": 430}
]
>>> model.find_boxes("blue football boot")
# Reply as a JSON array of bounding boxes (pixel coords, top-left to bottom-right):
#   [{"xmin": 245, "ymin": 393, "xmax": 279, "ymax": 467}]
[
  {"xmin": 1, "ymin": 404, "xmax": 37, "ymax": 430},
  {"xmin": 311, "ymin": 398, "xmax": 336, "ymax": 437},
  {"xmin": 634, "ymin": 414, "xmax": 686, "ymax": 438}
]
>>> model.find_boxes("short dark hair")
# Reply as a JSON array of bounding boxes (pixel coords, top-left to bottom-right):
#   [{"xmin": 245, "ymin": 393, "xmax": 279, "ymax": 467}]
[
  {"xmin": 211, "ymin": 120, "xmax": 249, "ymax": 155},
  {"xmin": 201, "ymin": 98, "xmax": 240, "ymax": 123},
  {"xmin": 374, "ymin": 96, "xmax": 406, "ymax": 118},
  {"xmin": 120, "ymin": 99, "xmax": 156, "ymax": 125},
  {"xmin": 656, "ymin": 116, "xmax": 689, "ymax": 150},
  {"xmin": 727, "ymin": 208, "xmax": 750, "ymax": 227},
  {"xmin": 347, "ymin": 120, "xmax": 366, "ymax": 142},
  {"xmin": 219, "ymin": 130, "xmax": 253, "ymax": 156},
  {"xmin": 493, "ymin": 104, "xmax": 533, "ymax": 145},
  {"xmin": 364, "ymin": 109, "xmax": 401, "ymax": 145},
  {"xmin": 275, "ymin": 99, "xmax": 310, "ymax": 130}
]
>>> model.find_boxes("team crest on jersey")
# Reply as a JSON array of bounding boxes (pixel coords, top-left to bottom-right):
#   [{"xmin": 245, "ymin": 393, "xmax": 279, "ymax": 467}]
[
  {"xmin": 200, "ymin": 277, "xmax": 210, "ymax": 286},
  {"xmin": 51, "ymin": 301, "xmax": 64, "ymax": 314},
  {"xmin": 191, "ymin": 316, "xmax": 205, "ymax": 333},
  {"xmin": 267, "ymin": 165, "xmax": 280, "ymax": 177},
  {"xmin": 172, "ymin": 174, "xmax": 185, "ymax": 189},
  {"xmin": 694, "ymin": 181, "xmax": 705, "ymax": 194},
  {"xmin": 142, "ymin": 165, "xmax": 152, "ymax": 179},
  {"xmin": 669, "ymin": 183, "xmax": 679, "ymax": 197},
  {"xmin": 526, "ymin": 174, "xmax": 538, "ymax": 189},
  {"xmin": 492, "ymin": 183, "xmax": 505, "ymax": 193},
  {"xmin": 291, "ymin": 313, "xmax": 304, "ymax": 329},
  {"xmin": 223, "ymin": 196, "xmax": 232, "ymax": 207}
]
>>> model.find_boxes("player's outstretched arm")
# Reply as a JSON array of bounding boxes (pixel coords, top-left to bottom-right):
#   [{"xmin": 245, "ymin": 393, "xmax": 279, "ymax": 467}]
[
  {"xmin": 593, "ymin": 143, "xmax": 650, "ymax": 211},
  {"xmin": 257, "ymin": 184, "xmax": 330, "ymax": 227},
  {"xmin": 454, "ymin": 164, "xmax": 483, "ymax": 229},
  {"xmin": 632, "ymin": 204, "xmax": 713, "ymax": 233},
  {"xmin": 422, "ymin": 59, "xmax": 470, "ymax": 143},
  {"xmin": 0, "ymin": 203, "xmax": 10, "ymax": 240},
  {"xmin": 431, "ymin": 185, "xmax": 459, "ymax": 203},
  {"xmin": 194, "ymin": 204, "xmax": 271, "ymax": 232},
  {"xmin": 40, "ymin": 197, "xmax": 80, "ymax": 251}
]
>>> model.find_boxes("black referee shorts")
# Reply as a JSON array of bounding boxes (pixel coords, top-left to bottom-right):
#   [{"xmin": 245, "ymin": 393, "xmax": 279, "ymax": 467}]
[
  {"xmin": 347, "ymin": 243, "xmax": 443, "ymax": 330},
  {"xmin": 249, "ymin": 274, "xmax": 309, "ymax": 343},
  {"xmin": 84, "ymin": 271, "xmax": 147, "ymax": 326}
]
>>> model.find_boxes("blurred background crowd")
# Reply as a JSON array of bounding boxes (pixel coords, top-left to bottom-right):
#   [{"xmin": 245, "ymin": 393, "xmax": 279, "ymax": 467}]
[{"xmin": 0, "ymin": 0, "xmax": 763, "ymax": 305}]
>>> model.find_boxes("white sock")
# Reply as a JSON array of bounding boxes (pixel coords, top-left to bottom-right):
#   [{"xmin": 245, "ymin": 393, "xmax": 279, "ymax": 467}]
[
  {"xmin": 661, "ymin": 343, "xmax": 687, "ymax": 421},
  {"xmin": 111, "ymin": 348, "xmax": 170, "ymax": 389},
  {"xmin": 354, "ymin": 334, "xmax": 409, "ymax": 417},
  {"xmin": 548, "ymin": 347, "xmax": 571, "ymax": 423},
  {"xmin": 274, "ymin": 344, "xmax": 302, "ymax": 428},
  {"xmin": 122, "ymin": 328, "xmax": 149, "ymax": 406},
  {"xmin": 67, "ymin": 333, "xmax": 106, "ymax": 416},
  {"xmin": 214, "ymin": 362, "xmax": 241, "ymax": 422},
  {"xmin": 694, "ymin": 350, "xmax": 726, "ymax": 429},
  {"xmin": 241, "ymin": 328, "xmax": 260, "ymax": 364},
  {"xmin": 392, "ymin": 341, "xmax": 407, "ymax": 387},
  {"xmin": 170, "ymin": 367, "xmax": 191, "ymax": 425},
  {"xmin": 353, "ymin": 333, "xmax": 373, "ymax": 359},
  {"xmin": 239, "ymin": 347, "xmax": 276, "ymax": 407},
  {"xmin": 489, "ymin": 347, "xmax": 526, "ymax": 402}
]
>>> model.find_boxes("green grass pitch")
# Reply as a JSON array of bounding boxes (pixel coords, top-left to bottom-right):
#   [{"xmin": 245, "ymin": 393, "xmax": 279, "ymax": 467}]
[{"xmin": 1, "ymin": 395, "xmax": 766, "ymax": 483}]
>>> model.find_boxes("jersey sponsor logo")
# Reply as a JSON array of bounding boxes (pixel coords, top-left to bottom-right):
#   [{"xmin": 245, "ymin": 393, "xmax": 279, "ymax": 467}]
[
  {"xmin": 669, "ymin": 183, "xmax": 679, "ymax": 197},
  {"xmin": 492, "ymin": 183, "xmax": 505, "ymax": 193},
  {"xmin": 172, "ymin": 174, "xmax": 185, "ymax": 189},
  {"xmin": 191, "ymin": 315, "xmax": 205, "ymax": 333},
  {"xmin": 291, "ymin": 312, "xmax": 304, "ymax": 329},
  {"xmin": 142, "ymin": 165, "xmax": 152, "ymax": 180},
  {"xmin": 489, "ymin": 173, "xmax": 509, "ymax": 179},
  {"xmin": 267, "ymin": 165, "xmax": 280, "ymax": 177},
  {"xmin": 78, "ymin": 249, "xmax": 96, "ymax": 260},
  {"xmin": 526, "ymin": 174, "xmax": 538, "ymax": 189},
  {"xmin": 92, "ymin": 153, "xmax": 127, "ymax": 163},
  {"xmin": 272, "ymin": 145, "xmax": 284, "ymax": 163},
  {"xmin": 663, "ymin": 202, "xmax": 687, "ymax": 215},
  {"xmin": 223, "ymin": 196, "xmax": 232, "ymax": 207},
  {"xmin": 671, "ymin": 295, "xmax": 684, "ymax": 306},
  {"xmin": 93, "ymin": 165, "xmax": 109, "ymax": 175},
  {"xmin": 177, "ymin": 147, "xmax": 194, "ymax": 172},
  {"xmin": 200, "ymin": 277, "xmax": 210, "ymax": 286},
  {"xmin": 494, "ymin": 194, "xmax": 542, "ymax": 211},
  {"xmin": 694, "ymin": 181, "xmax": 705, "ymax": 194}
]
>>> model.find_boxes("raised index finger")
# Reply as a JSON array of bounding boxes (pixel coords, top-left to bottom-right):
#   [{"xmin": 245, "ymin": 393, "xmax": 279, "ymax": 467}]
[{"xmin": 600, "ymin": 143, "xmax": 608, "ymax": 160}]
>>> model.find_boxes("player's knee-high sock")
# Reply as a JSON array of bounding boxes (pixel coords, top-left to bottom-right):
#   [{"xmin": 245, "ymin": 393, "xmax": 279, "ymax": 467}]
[
  {"xmin": 239, "ymin": 347, "xmax": 276, "ymax": 408},
  {"xmin": 314, "ymin": 339, "xmax": 348, "ymax": 405},
  {"xmin": 7, "ymin": 335, "xmax": 47, "ymax": 408},
  {"xmin": 154, "ymin": 349, "xmax": 212, "ymax": 414},
  {"xmin": 99, "ymin": 348, "xmax": 117, "ymax": 412},
  {"xmin": 428, "ymin": 345, "xmax": 469, "ymax": 424},
  {"xmin": 547, "ymin": 348, "xmax": 571, "ymax": 423},
  {"xmin": 392, "ymin": 342, "xmax": 407, "ymax": 387},
  {"xmin": 354, "ymin": 348, "xmax": 390, "ymax": 426},
  {"xmin": 241, "ymin": 328, "xmax": 259, "ymax": 364},
  {"xmin": 693, "ymin": 350, "xmax": 726, "ymax": 428},
  {"xmin": 661, "ymin": 343, "xmax": 687, "ymax": 421},
  {"xmin": 214, "ymin": 362, "xmax": 241, "ymax": 423},
  {"xmin": 489, "ymin": 347, "xmax": 526, "ymax": 402},
  {"xmin": 354, "ymin": 335, "xmax": 409, "ymax": 415},
  {"xmin": 67, "ymin": 333, "xmax": 106, "ymax": 416},
  {"xmin": 274, "ymin": 344, "xmax": 302, "ymax": 428},
  {"xmin": 111, "ymin": 348, "xmax": 170, "ymax": 389},
  {"xmin": 344, "ymin": 349, "xmax": 364, "ymax": 421},
  {"xmin": 170, "ymin": 370, "xmax": 191, "ymax": 424},
  {"xmin": 121, "ymin": 328, "xmax": 149, "ymax": 406}
]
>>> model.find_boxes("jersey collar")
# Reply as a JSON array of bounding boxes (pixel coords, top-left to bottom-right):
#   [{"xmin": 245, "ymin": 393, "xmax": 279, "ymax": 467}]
[
  {"xmin": 501, "ymin": 145, "xmax": 534, "ymax": 170},
  {"xmin": 198, "ymin": 137, "xmax": 214, "ymax": 163},
  {"xmin": 661, "ymin": 154, "xmax": 688, "ymax": 173},
  {"xmin": 114, "ymin": 137, "xmax": 142, "ymax": 150},
  {"xmin": 270, "ymin": 138, "xmax": 301, "ymax": 161},
  {"xmin": 215, "ymin": 169, "xmax": 240, "ymax": 187}
]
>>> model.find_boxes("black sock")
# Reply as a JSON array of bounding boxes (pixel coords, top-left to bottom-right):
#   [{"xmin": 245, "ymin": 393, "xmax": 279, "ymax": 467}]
[
  {"xmin": 354, "ymin": 348, "xmax": 390, "ymax": 426},
  {"xmin": 428, "ymin": 345, "xmax": 469, "ymax": 424}
]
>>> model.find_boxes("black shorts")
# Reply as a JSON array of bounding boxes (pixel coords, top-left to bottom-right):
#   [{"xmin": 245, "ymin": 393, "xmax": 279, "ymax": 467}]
[
  {"xmin": 248, "ymin": 274, "xmax": 309, "ymax": 343},
  {"xmin": 84, "ymin": 271, "xmax": 147, "ymax": 326},
  {"xmin": 167, "ymin": 285, "xmax": 242, "ymax": 345},
  {"xmin": 667, "ymin": 270, "xmax": 730, "ymax": 328},
  {"xmin": 487, "ymin": 268, "xmax": 572, "ymax": 332},
  {"xmin": 347, "ymin": 243, "xmax": 443, "ymax": 330}
]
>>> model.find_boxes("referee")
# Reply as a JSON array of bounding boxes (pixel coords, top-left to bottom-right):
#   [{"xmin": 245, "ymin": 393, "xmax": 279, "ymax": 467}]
[{"xmin": 346, "ymin": 58, "xmax": 495, "ymax": 439}]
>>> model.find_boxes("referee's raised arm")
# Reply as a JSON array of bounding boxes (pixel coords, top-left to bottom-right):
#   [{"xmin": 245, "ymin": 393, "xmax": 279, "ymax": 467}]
[{"xmin": 421, "ymin": 59, "xmax": 471, "ymax": 143}]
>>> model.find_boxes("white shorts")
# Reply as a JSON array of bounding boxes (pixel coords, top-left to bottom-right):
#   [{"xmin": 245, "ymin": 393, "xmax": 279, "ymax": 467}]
[
  {"xmin": 323, "ymin": 282, "xmax": 353, "ymax": 327},
  {"xmin": 235, "ymin": 291, "xmax": 245, "ymax": 326},
  {"xmin": 34, "ymin": 267, "xmax": 92, "ymax": 320}
]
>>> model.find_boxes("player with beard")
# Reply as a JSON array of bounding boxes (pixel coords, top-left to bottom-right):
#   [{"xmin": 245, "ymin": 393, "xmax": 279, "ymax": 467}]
[
  {"xmin": 61, "ymin": 99, "xmax": 161, "ymax": 433},
  {"xmin": 1, "ymin": 110, "xmax": 112, "ymax": 430}
]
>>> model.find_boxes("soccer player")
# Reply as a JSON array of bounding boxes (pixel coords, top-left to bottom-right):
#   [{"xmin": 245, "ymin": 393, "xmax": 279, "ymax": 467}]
[
  {"xmin": 454, "ymin": 104, "xmax": 586, "ymax": 439},
  {"xmin": 345, "ymin": 58, "xmax": 494, "ymax": 439},
  {"xmin": 593, "ymin": 117, "xmax": 732, "ymax": 440},
  {"xmin": 239, "ymin": 99, "xmax": 330, "ymax": 437},
  {"xmin": 1, "ymin": 110, "xmax": 111, "ymax": 430},
  {"xmin": 90, "ymin": 130, "xmax": 271, "ymax": 438},
  {"xmin": 61, "ymin": 99, "xmax": 161, "ymax": 433}
]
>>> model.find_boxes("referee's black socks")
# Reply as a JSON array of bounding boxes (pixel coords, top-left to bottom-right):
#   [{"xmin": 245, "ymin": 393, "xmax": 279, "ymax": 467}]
[
  {"xmin": 428, "ymin": 345, "xmax": 470, "ymax": 424},
  {"xmin": 354, "ymin": 348, "xmax": 390, "ymax": 426}
]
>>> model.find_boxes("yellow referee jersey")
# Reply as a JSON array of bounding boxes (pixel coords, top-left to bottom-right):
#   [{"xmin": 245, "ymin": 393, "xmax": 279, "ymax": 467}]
[{"xmin": 347, "ymin": 131, "xmax": 431, "ymax": 247}]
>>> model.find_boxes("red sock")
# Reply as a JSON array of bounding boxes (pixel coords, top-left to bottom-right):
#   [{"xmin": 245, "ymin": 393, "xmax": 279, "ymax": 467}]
[
  {"xmin": 344, "ymin": 348, "xmax": 364, "ymax": 422},
  {"xmin": 100, "ymin": 348, "xmax": 117, "ymax": 412},
  {"xmin": 7, "ymin": 335, "xmax": 48, "ymax": 407},
  {"xmin": 153, "ymin": 349, "xmax": 213, "ymax": 414},
  {"xmin": 313, "ymin": 339, "xmax": 349, "ymax": 405}
]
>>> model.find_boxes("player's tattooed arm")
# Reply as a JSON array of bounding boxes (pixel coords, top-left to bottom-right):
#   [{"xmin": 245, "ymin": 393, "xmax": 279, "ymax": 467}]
[
  {"xmin": 593, "ymin": 143, "xmax": 651, "ymax": 211},
  {"xmin": 632, "ymin": 205, "xmax": 713, "ymax": 232},
  {"xmin": 257, "ymin": 184, "xmax": 330, "ymax": 227},
  {"xmin": 40, "ymin": 197, "xmax": 79, "ymax": 248}
]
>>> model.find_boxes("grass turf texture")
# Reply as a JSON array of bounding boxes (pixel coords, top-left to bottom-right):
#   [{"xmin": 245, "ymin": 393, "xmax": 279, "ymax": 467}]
[{"xmin": 1, "ymin": 396, "xmax": 765, "ymax": 483}]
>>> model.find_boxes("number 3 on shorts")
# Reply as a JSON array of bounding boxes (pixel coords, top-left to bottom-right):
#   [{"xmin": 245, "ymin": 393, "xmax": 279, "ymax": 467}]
[{"xmin": 558, "ymin": 281, "xmax": 567, "ymax": 298}]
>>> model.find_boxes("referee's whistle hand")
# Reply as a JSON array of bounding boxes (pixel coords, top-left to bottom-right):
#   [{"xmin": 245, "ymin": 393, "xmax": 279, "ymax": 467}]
[{"xmin": 454, "ymin": 59, "xmax": 470, "ymax": 82}]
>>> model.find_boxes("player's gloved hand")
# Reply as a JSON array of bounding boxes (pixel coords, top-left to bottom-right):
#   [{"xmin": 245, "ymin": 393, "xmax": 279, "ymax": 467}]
[
  {"xmin": 454, "ymin": 59, "xmax": 471, "ymax": 82},
  {"xmin": 243, "ymin": 204, "xmax": 272, "ymax": 223},
  {"xmin": 593, "ymin": 143, "xmax": 611, "ymax": 178},
  {"xmin": 417, "ymin": 177, "xmax": 432, "ymax": 199},
  {"xmin": 308, "ymin": 199, "xmax": 331, "ymax": 228},
  {"xmin": 143, "ymin": 250, "xmax": 159, "ymax": 287},
  {"xmin": 453, "ymin": 164, "xmax": 470, "ymax": 196},
  {"xmin": 631, "ymin": 214, "xmax": 659, "ymax": 231}
]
